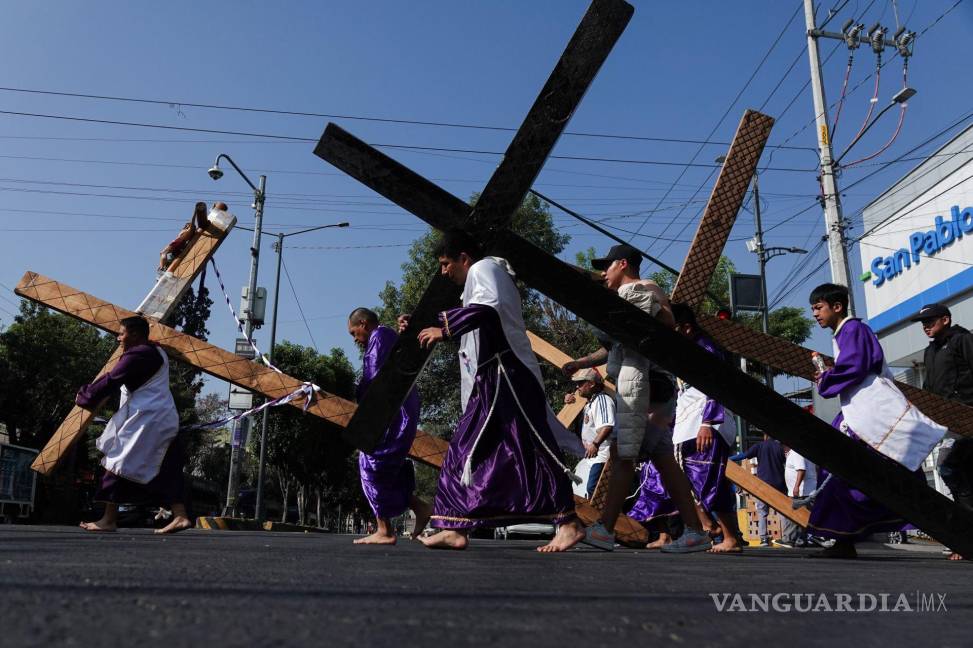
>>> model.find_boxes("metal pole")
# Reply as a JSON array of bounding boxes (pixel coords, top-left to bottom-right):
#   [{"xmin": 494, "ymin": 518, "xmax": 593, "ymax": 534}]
[
  {"xmin": 254, "ymin": 232, "xmax": 283, "ymax": 522},
  {"xmin": 803, "ymin": 0, "xmax": 855, "ymax": 315},
  {"xmin": 752, "ymin": 176, "xmax": 774, "ymax": 393},
  {"xmin": 223, "ymin": 174, "xmax": 267, "ymax": 517}
]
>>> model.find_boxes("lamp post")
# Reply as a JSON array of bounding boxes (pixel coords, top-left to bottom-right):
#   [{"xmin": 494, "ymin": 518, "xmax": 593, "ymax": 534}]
[
  {"xmin": 253, "ymin": 221, "xmax": 350, "ymax": 522},
  {"xmin": 207, "ymin": 153, "xmax": 266, "ymax": 517},
  {"xmin": 717, "ymin": 156, "xmax": 806, "ymax": 392}
]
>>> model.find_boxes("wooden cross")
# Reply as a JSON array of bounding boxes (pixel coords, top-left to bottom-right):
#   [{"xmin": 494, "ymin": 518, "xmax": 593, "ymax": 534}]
[
  {"xmin": 529, "ymin": 330, "xmax": 810, "ymax": 528},
  {"xmin": 312, "ymin": 0, "xmax": 973, "ymax": 554},
  {"xmin": 29, "ymin": 210, "xmax": 236, "ymax": 475}
]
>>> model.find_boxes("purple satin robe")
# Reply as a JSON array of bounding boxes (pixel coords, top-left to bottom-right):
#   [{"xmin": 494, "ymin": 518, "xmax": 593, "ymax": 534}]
[
  {"xmin": 808, "ymin": 318, "xmax": 917, "ymax": 539},
  {"xmin": 357, "ymin": 325, "xmax": 419, "ymax": 519},
  {"xmin": 76, "ymin": 343, "xmax": 163, "ymax": 407},
  {"xmin": 431, "ymin": 304, "xmax": 576, "ymax": 529},
  {"xmin": 632, "ymin": 335, "xmax": 735, "ymax": 517},
  {"xmin": 628, "ymin": 460, "xmax": 677, "ymax": 524}
]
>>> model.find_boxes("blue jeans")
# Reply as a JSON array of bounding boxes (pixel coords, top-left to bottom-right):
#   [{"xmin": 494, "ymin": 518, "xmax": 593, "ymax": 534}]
[{"xmin": 587, "ymin": 461, "xmax": 606, "ymax": 498}]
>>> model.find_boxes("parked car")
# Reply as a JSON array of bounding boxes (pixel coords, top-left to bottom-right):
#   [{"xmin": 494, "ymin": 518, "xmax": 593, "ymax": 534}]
[{"xmin": 494, "ymin": 523, "xmax": 555, "ymax": 540}]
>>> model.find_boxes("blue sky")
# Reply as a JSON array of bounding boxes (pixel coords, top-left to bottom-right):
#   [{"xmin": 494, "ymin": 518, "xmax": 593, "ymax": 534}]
[{"xmin": 1, "ymin": 0, "xmax": 970, "ymax": 399}]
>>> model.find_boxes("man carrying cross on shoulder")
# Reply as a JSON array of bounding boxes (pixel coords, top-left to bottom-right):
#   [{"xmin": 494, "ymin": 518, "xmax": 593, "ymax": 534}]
[
  {"xmin": 76, "ymin": 315, "xmax": 189, "ymax": 534},
  {"xmin": 562, "ymin": 244, "xmax": 712, "ymax": 553},
  {"xmin": 413, "ymin": 230, "xmax": 587, "ymax": 552}
]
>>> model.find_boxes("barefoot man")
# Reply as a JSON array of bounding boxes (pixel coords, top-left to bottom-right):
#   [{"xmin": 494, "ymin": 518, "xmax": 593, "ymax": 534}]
[
  {"xmin": 348, "ymin": 307, "xmax": 431, "ymax": 544},
  {"xmin": 669, "ymin": 302, "xmax": 742, "ymax": 553},
  {"xmin": 76, "ymin": 316, "xmax": 190, "ymax": 534},
  {"xmin": 413, "ymin": 230, "xmax": 587, "ymax": 552}
]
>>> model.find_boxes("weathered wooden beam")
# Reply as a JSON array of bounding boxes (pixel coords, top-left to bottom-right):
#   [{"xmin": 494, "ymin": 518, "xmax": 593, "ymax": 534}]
[
  {"xmin": 28, "ymin": 212, "xmax": 236, "ymax": 475},
  {"xmin": 312, "ymin": 124, "xmax": 973, "ymax": 553},
  {"xmin": 726, "ymin": 461, "xmax": 809, "ymax": 527},
  {"xmin": 315, "ymin": 0, "xmax": 633, "ymax": 453},
  {"xmin": 670, "ymin": 110, "xmax": 775, "ymax": 307},
  {"xmin": 528, "ymin": 330, "xmax": 810, "ymax": 526},
  {"xmin": 15, "ymin": 273, "xmax": 357, "ymax": 429}
]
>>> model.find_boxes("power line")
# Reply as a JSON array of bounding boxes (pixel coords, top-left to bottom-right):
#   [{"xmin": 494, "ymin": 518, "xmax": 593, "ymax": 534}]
[
  {"xmin": 280, "ymin": 257, "xmax": 317, "ymax": 352},
  {"xmin": 0, "ymin": 109, "xmax": 815, "ymax": 172},
  {"xmin": 629, "ymin": 1, "xmax": 805, "ymax": 246},
  {"xmin": 0, "ymin": 86, "xmax": 814, "ymax": 151}
]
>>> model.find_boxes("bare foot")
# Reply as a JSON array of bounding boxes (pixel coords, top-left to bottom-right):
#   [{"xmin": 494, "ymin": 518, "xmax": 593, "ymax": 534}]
[
  {"xmin": 80, "ymin": 520, "xmax": 116, "ymax": 533},
  {"xmin": 154, "ymin": 516, "xmax": 192, "ymax": 535},
  {"xmin": 353, "ymin": 531, "xmax": 397, "ymax": 545},
  {"xmin": 410, "ymin": 501, "xmax": 433, "ymax": 540},
  {"xmin": 645, "ymin": 534, "xmax": 671, "ymax": 550},
  {"xmin": 708, "ymin": 538, "xmax": 743, "ymax": 554},
  {"xmin": 537, "ymin": 519, "xmax": 586, "ymax": 553},
  {"xmin": 949, "ymin": 552, "xmax": 964, "ymax": 561},
  {"xmin": 419, "ymin": 529, "xmax": 469, "ymax": 550}
]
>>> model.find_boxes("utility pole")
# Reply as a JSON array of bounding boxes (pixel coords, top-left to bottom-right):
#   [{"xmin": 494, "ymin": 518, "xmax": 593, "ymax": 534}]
[
  {"xmin": 750, "ymin": 176, "xmax": 775, "ymax": 393},
  {"xmin": 803, "ymin": 0, "xmax": 855, "ymax": 315},
  {"xmin": 223, "ymin": 173, "xmax": 267, "ymax": 517},
  {"xmin": 254, "ymin": 232, "xmax": 283, "ymax": 522}
]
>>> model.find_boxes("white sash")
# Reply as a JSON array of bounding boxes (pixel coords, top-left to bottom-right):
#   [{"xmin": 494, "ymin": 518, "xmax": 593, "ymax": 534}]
[
  {"xmin": 96, "ymin": 347, "xmax": 180, "ymax": 484},
  {"xmin": 833, "ymin": 336, "xmax": 946, "ymax": 471},
  {"xmin": 672, "ymin": 383, "xmax": 736, "ymax": 447}
]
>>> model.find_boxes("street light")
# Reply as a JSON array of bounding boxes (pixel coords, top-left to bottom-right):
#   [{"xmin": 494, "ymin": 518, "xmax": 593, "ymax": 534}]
[
  {"xmin": 253, "ymin": 220, "xmax": 350, "ymax": 522},
  {"xmin": 207, "ymin": 153, "xmax": 267, "ymax": 517}
]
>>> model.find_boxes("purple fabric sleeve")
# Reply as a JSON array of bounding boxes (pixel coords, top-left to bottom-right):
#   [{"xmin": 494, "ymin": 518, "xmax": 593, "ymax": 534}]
[
  {"xmin": 357, "ymin": 325, "xmax": 397, "ymax": 401},
  {"xmin": 817, "ymin": 319, "xmax": 885, "ymax": 399},
  {"xmin": 76, "ymin": 344, "xmax": 163, "ymax": 407},
  {"xmin": 440, "ymin": 303, "xmax": 497, "ymax": 339}
]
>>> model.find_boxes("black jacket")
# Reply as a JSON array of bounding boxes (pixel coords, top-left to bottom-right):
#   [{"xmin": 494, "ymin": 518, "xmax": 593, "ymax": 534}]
[{"xmin": 922, "ymin": 325, "xmax": 973, "ymax": 406}]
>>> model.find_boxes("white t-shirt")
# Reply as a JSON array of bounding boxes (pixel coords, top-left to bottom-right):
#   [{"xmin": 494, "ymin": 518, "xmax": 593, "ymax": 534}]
[
  {"xmin": 784, "ymin": 449, "xmax": 817, "ymax": 497},
  {"xmin": 581, "ymin": 392, "xmax": 615, "ymax": 463}
]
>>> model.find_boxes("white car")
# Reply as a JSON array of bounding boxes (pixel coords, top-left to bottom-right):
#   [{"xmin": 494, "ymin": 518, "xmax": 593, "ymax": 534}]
[{"xmin": 494, "ymin": 523, "xmax": 555, "ymax": 540}]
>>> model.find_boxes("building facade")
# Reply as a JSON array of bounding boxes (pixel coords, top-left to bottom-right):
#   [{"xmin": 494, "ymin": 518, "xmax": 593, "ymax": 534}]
[{"xmin": 858, "ymin": 123, "xmax": 973, "ymax": 495}]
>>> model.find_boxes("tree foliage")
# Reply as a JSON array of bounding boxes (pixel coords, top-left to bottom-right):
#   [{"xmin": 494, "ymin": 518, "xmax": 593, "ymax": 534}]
[
  {"xmin": 256, "ymin": 341, "xmax": 361, "ymax": 522},
  {"xmin": 0, "ymin": 301, "xmax": 115, "ymax": 448}
]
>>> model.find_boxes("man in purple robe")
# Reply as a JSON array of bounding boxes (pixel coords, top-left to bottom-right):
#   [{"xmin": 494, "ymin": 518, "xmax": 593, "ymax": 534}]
[
  {"xmin": 414, "ymin": 230, "xmax": 586, "ymax": 552},
  {"xmin": 808, "ymin": 283, "xmax": 926, "ymax": 559},
  {"xmin": 348, "ymin": 307, "xmax": 430, "ymax": 544},
  {"xmin": 669, "ymin": 302, "xmax": 742, "ymax": 553},
  {"xmin": 75, "ymin": 316, "xmax": 188, "ymax": 534}
]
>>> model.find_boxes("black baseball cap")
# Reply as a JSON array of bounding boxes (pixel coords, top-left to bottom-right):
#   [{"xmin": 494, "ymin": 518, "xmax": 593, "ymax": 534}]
[
  {"xmin": 592, "ymin": 244, "xmax": 642, "ymax": 271},
  {"xmin": 909, "ymin": 303, "xmax": 951, "ymax": 322}
]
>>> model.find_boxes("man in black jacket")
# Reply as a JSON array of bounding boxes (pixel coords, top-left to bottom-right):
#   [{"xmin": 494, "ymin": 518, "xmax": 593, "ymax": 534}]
[{"xmin": 912, "ymin": 303, "xmax": 973, "ymax": 511}]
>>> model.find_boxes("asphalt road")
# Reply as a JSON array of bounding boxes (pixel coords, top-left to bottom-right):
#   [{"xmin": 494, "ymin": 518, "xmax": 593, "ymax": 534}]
[{"xmin": 0, "ymin": 526, "xmax": 969, "ymax": 648}]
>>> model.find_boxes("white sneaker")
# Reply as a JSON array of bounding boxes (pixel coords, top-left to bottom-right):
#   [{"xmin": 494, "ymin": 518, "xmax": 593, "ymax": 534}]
[
  {"xmin": 581, "ymin": 522, "xmax": 615, "ymax": 551},
  {"xmin": 661, "ymin": 528, "xmax": 713, "ymax": 553}
]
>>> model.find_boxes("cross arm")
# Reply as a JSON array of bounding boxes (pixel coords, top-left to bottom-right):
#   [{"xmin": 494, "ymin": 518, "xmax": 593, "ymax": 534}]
[{"xmin": 15, "ymin": 272, "xmax": 357, "ymax": 429}]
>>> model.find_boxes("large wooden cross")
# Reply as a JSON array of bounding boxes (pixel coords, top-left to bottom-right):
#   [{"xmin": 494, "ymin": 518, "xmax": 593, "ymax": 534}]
[
  {"xmin": 28, "ymin": 210, "xmax": 236, "ymax": 475},
  {"xmin": 312, "ymin": 0, "xmax": 973, "ymax": 554}
]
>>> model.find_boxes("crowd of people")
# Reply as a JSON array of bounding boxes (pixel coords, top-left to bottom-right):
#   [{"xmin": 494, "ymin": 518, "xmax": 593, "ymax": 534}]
[{"xmin": 75, "ymin": 222, "xmax": 972, "ymax": 560}]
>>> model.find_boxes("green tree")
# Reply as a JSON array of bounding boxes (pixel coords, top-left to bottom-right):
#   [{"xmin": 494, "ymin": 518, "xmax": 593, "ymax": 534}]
[
  {"xmin": 257, "ymin": 341, "xmax": 359, "ymax": 524},
  {"xmin": 0, "ymin": 301, "xmax": 115, "ymax": 448}
]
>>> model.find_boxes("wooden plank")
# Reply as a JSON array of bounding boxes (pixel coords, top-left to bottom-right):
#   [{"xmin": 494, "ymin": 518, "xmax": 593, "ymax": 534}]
[
  {"xmin": 726, "ymin": 460, "xmax": 809, "ymax": 527},
  {"xmin": 15, "ymin": 272, "xmax": 357, "ymax": 430},
  {"xmin": 670, "ymin": 110, "xmax": 774, "ymax": 307},
  {"xmin": 29, "ymin": 212, "xmax": 236, "ymax": 475},
  {"xmin": 315, "ymin": 0, "xmax": 633, "ymax": 453}
]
